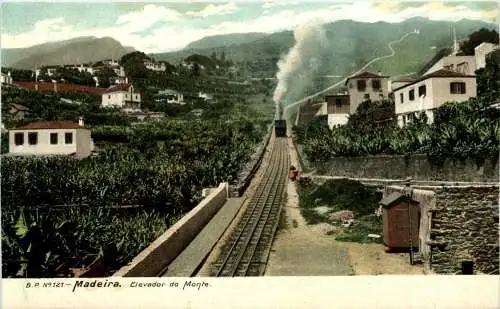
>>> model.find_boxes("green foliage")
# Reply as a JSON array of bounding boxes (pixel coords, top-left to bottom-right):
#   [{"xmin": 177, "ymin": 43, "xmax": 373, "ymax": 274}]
[
  {"xmin": 296, "ymin": 97, "xmax": 499, "ymax": 163},
  {"xmin": 2, "ymin": 104, "xmax": 271, "ymax": 277},
  {"xmin": 335, "ymin": 215, "xmax": 383, "ymax": 244},
  {"xmin": 2, "ymin": 206, "xmax": 173, "ymax": 277},
  {"xmin": 459, "ymin": 28, "xmax": 499, "ymax": 56},
  {"xmin": 476, "ymin": 49, "xmax": 500, "ymax": 98},
  {"xmin": 1, "ymin": 68, "xmax": 34, "ymax": 81}
]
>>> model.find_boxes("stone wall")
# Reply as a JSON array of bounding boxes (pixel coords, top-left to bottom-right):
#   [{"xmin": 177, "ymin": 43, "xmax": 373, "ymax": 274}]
[
  {"xmin": 384, "ymin": 185, "xmax": 499, "ymax": 275},
  {"xmin": 430, "ymin": 186, "xmax": 499, "ymax": 274},
  {"xmin": 315, "ymin": 155, "xmax": 498, "ymax": 182}
]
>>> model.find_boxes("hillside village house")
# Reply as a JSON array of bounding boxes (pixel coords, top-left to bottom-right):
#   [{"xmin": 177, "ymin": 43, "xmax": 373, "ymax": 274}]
[
  {"xmin": 393, "ymin": 69, "xmax": 476, "ymax": 127},
  {"xmin": 144, "ymin": 60, "xmax": 166, "ymax": 72},
  {"xmin": 158, "ymin": 89, "xmax": 184, "ymax": 104},
  {"xmin": 101, "ymin": 84, "xmax": 141, "ymax": 111},
  {"xmin": 8, "ymin": 119, "xmax": 95, "ymax": 157},
  {"xmin": 424, "ymin": 42, "xmax": 499, "ymax": 76},
  {"xmin": 325, "ymin": 94, "xmax": 350, "ymax": 128},
  {"xmin": 102, "ymin": 59, "xmax": 119, "ymax": 67},
  {"xmin": 346, "ymin": 71, "xmax": 390, "ymax": 114},
  {"xmin": 198, "ymin": 91, "xmax": 214, "ymax": 101},
  {"xmin": 72, "ymin": 64, "xmax": 95, "ymax": 75},
  {"xmin": 1, "ymin": 72, "xmax": 13, "ymax": 85},
  {"xmin": 474, "ymin": 42, "xmax": 499, "ymax": 69}
]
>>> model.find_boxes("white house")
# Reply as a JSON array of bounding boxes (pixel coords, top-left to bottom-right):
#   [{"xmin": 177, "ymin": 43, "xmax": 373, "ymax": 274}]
[
  {"xmin": 1, "ymin": 72, "xmax": 13, "ymax": 85},
  {"xmin": 101, "ymin": 84, "xmax": 141, "ymax": 111},
  {"xmin": 345, "ymin": 71, "xmax": 390, "ymax": 114},
  {"xmin": 198, "ymin": 91, "xmax": 214, "ymax": 101},
  {"xmin": 158, "ymin": 89, "xmax": 184, "ymax": 104},
  {"xmin": 73, "ymin": 64, "xmax": 95, "ymax": 75},
  {"xmin": 424, "ymin": 42, "xmax": 499, "ymax": 76},
  {"xmin": 423, "ymin": 55, "xmax": 477, "ymax": 76},
  {"xmin": 325, "ymin": 94, "xmax": 350, "ymax": 128},
  {"xmin": 103, "ymin": 59, "xmax": 119, "ymax": 67},
  {"xmin": 389, "ymin": 77, "xmax": 416, "ymax": 92},
  {"xmin": 8, "ymin": 119, "xmax": 95, "ymax": 157},
  {"xmin": 144, "ymin": 60, "xmax": 166, "ymax": 72},
  {"xmin": 475, "ymin": 42, "xmax": 499, "ymax": 70},
  {"xmin": 393, "ymin": 69, "xmax": 477, "ymax": 127}
]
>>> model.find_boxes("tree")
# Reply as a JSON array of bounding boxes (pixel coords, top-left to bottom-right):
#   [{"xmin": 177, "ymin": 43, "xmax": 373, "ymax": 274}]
[
  {"xmin": 95, "ymin": 67, "xmax": 117, "ymax": 88},
  {"xmin": 459, "ymin": 28, "xmax": 499, "ymax": 56},
  {"xmin": 476, "ymin": 49, "xmax": 500, "ymax": 98}
]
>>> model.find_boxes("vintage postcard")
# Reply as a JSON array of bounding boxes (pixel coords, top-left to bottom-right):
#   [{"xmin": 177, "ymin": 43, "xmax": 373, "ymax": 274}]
[{"xmin": 1, "ymin": 0, "xmax": 499, "ymax": 308}]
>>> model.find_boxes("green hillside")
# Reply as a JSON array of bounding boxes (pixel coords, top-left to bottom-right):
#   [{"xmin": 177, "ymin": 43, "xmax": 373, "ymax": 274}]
[{"xmin": 153, "ymin": 17, "xmax": 496, "ymax": 79}]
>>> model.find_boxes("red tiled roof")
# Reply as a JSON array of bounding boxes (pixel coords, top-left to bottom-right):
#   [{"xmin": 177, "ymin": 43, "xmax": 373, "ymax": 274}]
[
  {"xmin": 14, "ymin": 121, "xmax": 83, "ymax": 130},
  {"xmin": 103, "ymin": 83, "xmax": 132, "ymax": 94},
  {"xmin": 13, "ymin": 81, "xmax": 106, "ymax": 96},
  {"xmin": 392, "ymin": 69, "xmax": 476, "ymax": 92}
]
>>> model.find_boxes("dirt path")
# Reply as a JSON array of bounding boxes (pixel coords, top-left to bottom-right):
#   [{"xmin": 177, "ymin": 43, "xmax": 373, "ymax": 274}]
[{"xmin": 265, "ymin": 133, "xmax": 424, "ymax": 276}]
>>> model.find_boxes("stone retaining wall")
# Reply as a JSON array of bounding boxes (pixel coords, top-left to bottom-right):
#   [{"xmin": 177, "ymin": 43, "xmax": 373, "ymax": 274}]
[
  {"xmin": 384, "ymin": 185, "xmax": 499, "ymax": 275},
  {"xmin": 312, "ymin": 155, "xmax": 498, "ymax": 182}
]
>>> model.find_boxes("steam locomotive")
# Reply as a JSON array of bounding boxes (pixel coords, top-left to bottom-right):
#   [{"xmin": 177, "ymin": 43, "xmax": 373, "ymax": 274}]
[{"xmin": 274, "ymin": 101, "xmax": 287, "ymax": 138}]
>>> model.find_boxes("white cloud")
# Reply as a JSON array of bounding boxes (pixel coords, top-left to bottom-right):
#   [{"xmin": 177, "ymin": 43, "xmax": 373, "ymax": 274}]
[
  {"xmin": 186, "ymin": 2, "xmax": 239, "ymax": 18},
  {"xmin": 1, "ymin": 2, "xmax": 497, "ymax": 54},
  {"xmin": 116, "ymin": 4, "xmax": 182, "ymax": 32},
  {"xmin": 263, "ymin": 0, "xmax": 300, "ymax": 9}
]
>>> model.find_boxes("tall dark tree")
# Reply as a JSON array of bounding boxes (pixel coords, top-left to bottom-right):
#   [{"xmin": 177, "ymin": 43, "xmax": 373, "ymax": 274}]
[
  {"xmin": 476, "ymin": 49, "xmax": 500, "ymax": 98},
  {"xmin": 459, "ymin": 28, "xmax": 499, "ymax": 56}
]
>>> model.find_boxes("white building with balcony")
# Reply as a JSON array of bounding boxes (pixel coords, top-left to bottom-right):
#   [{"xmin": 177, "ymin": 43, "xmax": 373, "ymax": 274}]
[{"xmin": 393, "ymin": 69, "xmax": 477, "ymax": 127}]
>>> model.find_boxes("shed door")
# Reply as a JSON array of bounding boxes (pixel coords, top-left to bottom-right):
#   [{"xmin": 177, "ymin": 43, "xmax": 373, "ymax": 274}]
[{"xmin": 389, "ymin": 203, "xmax": 420, "ymax": 248}]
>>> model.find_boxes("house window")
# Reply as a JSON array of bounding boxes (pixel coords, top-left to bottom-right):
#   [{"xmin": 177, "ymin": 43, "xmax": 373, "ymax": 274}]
[
  {"xmin": 349, "ymin": 82, "xmax": 353, "ymax": 89},
  {"xmin": 400, "ymin": 93, "xmax": 404, "ymax": 103},
  {"xmin": 28, "ymin": 132, "xmax": 38, "ymax": 145},
  {"xmin": 108, "ymin": 95, "xmax": 111, "ymax": 99},
  {"xmin": 335, "ymin": 99, "xmax": 342, "ymax": 108},
  {"xmin": 450, "ymin": 82, "xmax": 466, "ymax": 94},
  {"xmin": 65, "ymin": 132, "xmax": 73, "ymax": 144},
  {"xmin": 357, "ymin": 80, "xmax": 366, "ymax": 91},
  {"xmin": 364, "ymin": 93, "xmax": 370, "ymax": 100},
  {"xmin": 409, "ymin": 89, "xmax": 415, "ymax": 101},
  {"xmin": 372, "ymin": 79, "xmax": 381, "ymax": 90},
  {"xmin": 50, "ymin": 133, "xmax": 58, "ymax": 145},
  {"xmin": 14, "ymin": 133, "xmax": 24, "ymax": 145},
  {"xmin": 418, "ymin": 85, "xmax": 426, "ymax": 97}
]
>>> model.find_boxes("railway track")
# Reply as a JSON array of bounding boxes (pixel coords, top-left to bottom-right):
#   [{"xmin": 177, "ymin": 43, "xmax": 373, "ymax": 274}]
[{"xmin": 209, "ymin": 137, "xmax": 289, "ymax": 277}]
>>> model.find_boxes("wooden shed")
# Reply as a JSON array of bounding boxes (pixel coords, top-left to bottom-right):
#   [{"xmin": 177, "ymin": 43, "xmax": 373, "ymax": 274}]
[{"xmin": 380, "ymin": 192, "xmax": 420, "ymax": 251}]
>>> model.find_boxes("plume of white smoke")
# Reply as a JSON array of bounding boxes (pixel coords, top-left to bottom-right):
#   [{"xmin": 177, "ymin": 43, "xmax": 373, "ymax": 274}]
[{"xmin": 273, "ymin": 24, "xmax": 329, "ymax": 119}]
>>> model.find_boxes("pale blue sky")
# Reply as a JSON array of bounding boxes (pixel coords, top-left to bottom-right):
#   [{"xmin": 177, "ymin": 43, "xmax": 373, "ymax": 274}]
[{"xmin": 1, "ymin": 1, "xmax": 498, "ymax": 52}]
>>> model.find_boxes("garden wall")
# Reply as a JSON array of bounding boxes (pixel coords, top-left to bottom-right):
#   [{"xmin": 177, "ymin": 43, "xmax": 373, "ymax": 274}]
[
  {"xmin": 384, "ymin": 185, "xmax": 499, "ymax": 275},
  {"xmin": 316, "ymin": 155, "xmax": 498, "ymax": 182},
  {"xmin": 113, "ymin": 182, "xmax": 229, "ymax": 277}
]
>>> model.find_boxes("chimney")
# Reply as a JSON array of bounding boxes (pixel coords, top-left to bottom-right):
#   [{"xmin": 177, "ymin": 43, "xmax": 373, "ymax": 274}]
[
  {"xmin": 78, "ymin": 117, "xmax": 84, "ymax": 127},
  {"xmin": 35, "ymin": 83, "xmax": 39, "ymax": 90},
  {"xmin": 53, "ymin": 80, "xmax": 58, "ymax": 93}
]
